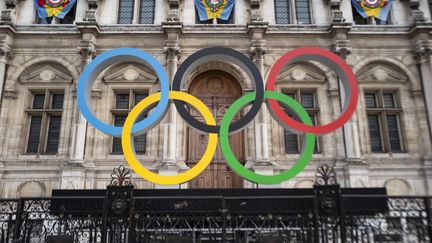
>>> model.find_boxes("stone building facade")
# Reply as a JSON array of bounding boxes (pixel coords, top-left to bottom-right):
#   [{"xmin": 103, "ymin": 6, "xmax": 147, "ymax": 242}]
[{"xmin": 0, "ymin": 0, "xmax": 431, "ymax": 198}]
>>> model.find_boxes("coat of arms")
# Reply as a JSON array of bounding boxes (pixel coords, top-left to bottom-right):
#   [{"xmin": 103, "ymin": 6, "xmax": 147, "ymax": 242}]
[{"xmin": 206, "ymin": 0, "xmax": 224, "ymax": 12}]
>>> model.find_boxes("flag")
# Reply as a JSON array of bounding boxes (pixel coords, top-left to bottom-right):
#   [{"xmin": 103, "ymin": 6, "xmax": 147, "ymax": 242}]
[
  {"xmin": 35, "ymin": 0, "xmax": 77, "ymax": 19},
  {"xmin": 195, "ymin": 0, "xmax": 235, "ymax": 21},
  {"xmin": 351, "ymin": 0, "xmax": 393, "ymax": 21}
]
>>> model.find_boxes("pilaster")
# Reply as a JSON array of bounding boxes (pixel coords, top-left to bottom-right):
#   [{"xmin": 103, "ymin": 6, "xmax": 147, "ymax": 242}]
[
  {"xmin": 62, "ymin": 21, "xmax": 99, "ymax": 190},
  {"xmin": 155, "ymin": 20, "xmax": 183, "ymax": 189}
]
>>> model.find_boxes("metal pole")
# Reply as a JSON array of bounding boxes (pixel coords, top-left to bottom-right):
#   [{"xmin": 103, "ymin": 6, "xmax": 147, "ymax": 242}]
[{"xmin": 12, "ymin": 199, "xmax": 23, "ymax": 243}]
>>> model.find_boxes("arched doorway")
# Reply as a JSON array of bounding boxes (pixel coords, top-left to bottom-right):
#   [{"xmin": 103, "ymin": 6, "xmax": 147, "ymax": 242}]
[{"xmin": 187, "ymin": 70, "xmax": 245, "ymax": 189}]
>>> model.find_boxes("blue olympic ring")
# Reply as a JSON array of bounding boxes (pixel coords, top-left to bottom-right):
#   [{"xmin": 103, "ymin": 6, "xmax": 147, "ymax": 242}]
[{"xmin": 77, "ymin": 48, "xmax": 170, "ymax": 137}]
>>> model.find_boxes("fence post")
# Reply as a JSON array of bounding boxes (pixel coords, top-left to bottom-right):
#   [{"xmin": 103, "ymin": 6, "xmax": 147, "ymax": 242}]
[
  {"xmin": 312, "ymin": 192, "xmax": 320, "ymax": 243},
  {"xmin": 425, "ymin": 197, "xmax": 432, "ymax": 241},
  {"xmin": 313, "ymin": 164, "xmax": 341, "ymax": 243},
  {"xmin": 12, "ymin": 199, "xmax": 23, "ymax": 243}
]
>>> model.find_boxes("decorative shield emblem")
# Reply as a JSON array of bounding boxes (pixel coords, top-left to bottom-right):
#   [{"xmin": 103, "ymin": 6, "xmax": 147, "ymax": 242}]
[
  {"xmin": 205, "ymin": 0, "xmax": 224, "ymax": 12},
  {"xmin": 362, "ymin": 0, "xmax": 385, "ymax": 9},
  {"xmin": 44, "ymin": 0, "xmax": 67, "ymax": 8}
]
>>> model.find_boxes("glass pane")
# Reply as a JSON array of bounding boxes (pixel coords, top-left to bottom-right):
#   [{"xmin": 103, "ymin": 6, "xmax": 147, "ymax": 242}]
[
  {"xmin": 118, "ymin": 0, "xmax": 134, "ymax": 24},
  {"xmin": 139, "ymin": 0, "xmax": 155, "ymax": 24},
  {"xmin": 51, "ymin": 94, "xmax": 64, "ymax": 109},
  {"xmin": 46, "ymin": 116, "xmax": 62, "ymax": 154},
  {"xmin": 113, "ymin": 115, "xmax": 127, "ymax": 153},
  {"xmin": 387, "ymin": 115, "xmax": 402, "ymax": 152},
  {"xmin": 284, "ymin": 130, "xmax": 299, "ymax": 154},
  {"xmin": 365, "ymin": 93, "xmax": 377, "ymax": 108},
  {"xmin": 134, "ymin": 93, "xmax": 148, "ymax": 105},
  {"xmin": 295, "ymin": 0, "xmax": 311, "ymax": 24},
  {"xmin": 33, "ymin": 94, "xmax": 45, "ymax": 109},
  {"xmin": 383, "ymin": 93, "xmax": 395, "ymax": 108},
  {"xmin": 301, "ymin": 93, "xmax": 314, "ymax": 108},
  {"xmin": 368, "ymin": 115, "xmax": 383, "ymax": 152},
  {"xmin": 135, "ymin": 135, "xmax": 147, "ymax": 154},
  {"xmin": 275, "ymin": 0, "xmax": 290, "ymax": 24},
  {"xmin": 116, "ymin": 94, "xmax": 130, "ymax": 109},
  {"xmin": 27, "ymin": 116, "xmax": 42, "ymax": 153}
]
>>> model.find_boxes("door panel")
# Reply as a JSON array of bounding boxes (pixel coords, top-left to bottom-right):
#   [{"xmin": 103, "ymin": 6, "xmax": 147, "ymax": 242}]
[{"xmin": 187, "ymin": 71, "xmax": 245, "ymax": 189}]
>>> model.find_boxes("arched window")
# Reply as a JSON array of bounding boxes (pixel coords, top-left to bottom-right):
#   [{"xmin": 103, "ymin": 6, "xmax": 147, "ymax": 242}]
[
  {"xmin": 118, "ymin": 0, "xmax": 155, "ymax": 24},
  {"xmin": 274, "ymin": 0, "xmax": 312, "ymax": 24}
]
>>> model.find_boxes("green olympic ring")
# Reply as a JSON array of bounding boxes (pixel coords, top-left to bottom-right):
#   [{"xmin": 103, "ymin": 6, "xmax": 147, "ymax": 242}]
[{"xmin": 220, "ymin": 91, "xmax": 316, "ymax": 184}]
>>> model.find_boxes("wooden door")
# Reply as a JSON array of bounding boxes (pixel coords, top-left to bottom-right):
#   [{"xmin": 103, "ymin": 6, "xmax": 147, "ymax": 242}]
[{"xmin": 187, "ymin": 71, "xmax": 245, "ymax": 189}]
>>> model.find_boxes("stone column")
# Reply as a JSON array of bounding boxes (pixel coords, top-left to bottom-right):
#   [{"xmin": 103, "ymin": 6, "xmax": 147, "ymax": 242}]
[
  {"xmin": 415, "ymin": 41, "xmax": 432, "ymax": 143},
  {"xmin": 333, "ymin": 42, "xmax": 361, "ymax": 161},
  {"xmin": 70, "ymin": 46, "xmax": 95, "ymax": 164},
  {"xmin": 250, "ymin": 45, "xmax": 270, "ymax": 164},
  {"xmin": 155, "ymin": 19, "xmax": 183, "ymax": 189},
  {"xmin": 332, "ymin": 31, "xmax": 368, "ymax": 187},
  {"xmin": 249, "ymin": 17, "xmax": 280, "ymax": 188},
  {"xmin": 161, "ymin": 46, "xmax": 180, "ymax": 166},
  {"xmin": 0, "ymin": 47, "xmax": 11, "ymax": 106},
  {"xmin": 60, "ymin": 46, "xmax": 95, "ymax": 190}
]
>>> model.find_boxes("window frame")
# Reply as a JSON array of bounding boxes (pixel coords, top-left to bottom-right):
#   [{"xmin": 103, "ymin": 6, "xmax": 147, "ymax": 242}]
[
  {"xmin": 111, "ymin": 89, "xmax": 149, "ymax": 155},
  {"xmin": 281, "ymin": 88, "xmax": 321, "ymax": 154},
  {"xmin": 274, "ymin": 0, "xmax": 314, "ymax": 25},
  {"xmin": 117, "ymin": 0, "xmax": 156, "ymax": 24},
  {"xmin": 25, "ymin": 89, "xmax": 64, "ymax": 155},
  {"xmin": 364, "ymin": 89, "xmax": 404, "ymax": 153}
]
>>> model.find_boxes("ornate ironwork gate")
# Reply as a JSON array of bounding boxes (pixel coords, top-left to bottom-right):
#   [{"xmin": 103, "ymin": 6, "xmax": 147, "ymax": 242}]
[{"xmin": 0, "ymin": 165, "xmax": 431, "ymax": 243}]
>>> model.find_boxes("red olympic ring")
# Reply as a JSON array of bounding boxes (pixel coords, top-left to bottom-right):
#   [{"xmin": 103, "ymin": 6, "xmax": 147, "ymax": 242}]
[{"xmin": 266, "ymin": 47, "xmax": 359, "ymax": 135}]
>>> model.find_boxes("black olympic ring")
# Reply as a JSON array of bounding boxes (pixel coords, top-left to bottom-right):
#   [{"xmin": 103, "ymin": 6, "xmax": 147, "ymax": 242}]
[{"xmin": 172, "ymin": 47, "xmax": 264, "ymax": 134}]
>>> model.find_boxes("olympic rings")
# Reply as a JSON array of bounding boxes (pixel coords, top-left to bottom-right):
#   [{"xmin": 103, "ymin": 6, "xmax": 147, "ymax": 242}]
[
  {"xmin": 77, "ymin": 48, "xmax": 170, "ymax": 137},
  {"xmin": 122, "ymin": 91, "xmax": 218, "ymax": 185},
  {"xmin": 220, "ymin": 91, "xmax": 316, "ymax": 184},
  {"xmin": 173, "ymin": 47, "xmax": 264, "ymax": 134},
  {"xmin": 77, "ymin": 46, "xmax": 359, "ymax": 185},
  {"xmin": 266, "ymin": 47, "xmax": 359, "ymax": 135}
]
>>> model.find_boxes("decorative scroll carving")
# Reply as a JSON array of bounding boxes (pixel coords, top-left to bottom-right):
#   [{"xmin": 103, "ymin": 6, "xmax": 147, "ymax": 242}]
[
  {"xmin": 1, "ymin": 0, "xmax": 17, "ymax": 21},
  {"xmin": 415, "ymin": 40, "xmax": 432, "ymax": 62},
  {"xmin": 332, "ymin": 40, "xmax": 352, "ymax": 60},
  {"xmin": 0, "ymin": 47, "xmax": 13, "ymax": 61},
  {"xmin": 315, "ymin": 164, "xmax": 338, "ymax": 186},
  {"xmin": 110, "ymin": 166, "xmax": 132, "ymax": 187},
  {"xmin": 85, "ymin": 0, "xmax": 100, "ymax": 22}
]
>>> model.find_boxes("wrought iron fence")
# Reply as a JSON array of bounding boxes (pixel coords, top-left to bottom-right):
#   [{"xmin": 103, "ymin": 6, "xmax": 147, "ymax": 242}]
[{"xmin": 0, "ymin": 165, "xmax": 430, "ymax": 243}]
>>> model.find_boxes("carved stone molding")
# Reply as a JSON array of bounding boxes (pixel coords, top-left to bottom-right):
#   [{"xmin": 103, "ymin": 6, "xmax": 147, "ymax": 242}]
[
  {"xmin": 409, "ymin": 0, "xmax": 426, "ymax": 23},
  {"xmin": 329, "ymin": 0, "xmax": 345, "ymax": 23},
  {"xmin": 1, "ymin": 0, "xmax": 18, "ymax": 21},
  {"xmin": 164, "ymin": 45, "xmax": 180, "ymax": 60},
  {"xmin": 78, "ymin": 46, "xmax": 96, "ymax": 63},
  {"xmin": 167, "ymin": 0, "xmax": 180, "ymax": 22},
  {"xmin": 332, "ymin": 40, "xmax": 352, "ymax": 60},
  {"xmin": 250, "ymin": 43, "xmax": 267, "ymax": 62},
  {"xmin": 84, "ymin": 0, "xmax": 100, "ymax": 22},
  {"xmin": 250, "ymin": 0, "xmax": 263, "ymax": 22},
  {"xmin": 414, "ymin": 40, "xmax": 432, "ymax": 62},
  {"xmin": 0, "ymin": 47, "xmax": 13, "ymax": 61}
]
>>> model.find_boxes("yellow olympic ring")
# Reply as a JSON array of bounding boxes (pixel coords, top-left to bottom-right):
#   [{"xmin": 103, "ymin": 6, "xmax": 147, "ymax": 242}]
[{"xmin": 122, "ymin": 91, "xmax": 218, "ymax": 185}]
